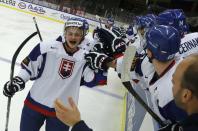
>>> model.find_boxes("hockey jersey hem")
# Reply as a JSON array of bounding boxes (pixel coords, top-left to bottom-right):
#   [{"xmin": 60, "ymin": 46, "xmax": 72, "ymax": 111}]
[{"xmin": 24, "ymin": 93, "xmax": 56, "ymax": 117}]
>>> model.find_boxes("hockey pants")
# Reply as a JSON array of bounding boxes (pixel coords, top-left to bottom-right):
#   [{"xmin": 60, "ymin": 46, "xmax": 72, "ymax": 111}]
[{"xmin": 20, "ymin": 105, "xmax": 69, "ymax": 131}]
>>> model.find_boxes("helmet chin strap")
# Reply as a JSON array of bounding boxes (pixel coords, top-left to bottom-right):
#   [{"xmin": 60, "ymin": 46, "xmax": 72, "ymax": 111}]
[
  {"xmin": 148, "ymin": 56, "xmax": 154, "ymax": 63},
  {"xmin": 147, "ymin": 51, "xmax": 154, "ymax": 63},
  {"xmin": 79, "ymin": 31, "xmax": 85, "ymax": 44}
]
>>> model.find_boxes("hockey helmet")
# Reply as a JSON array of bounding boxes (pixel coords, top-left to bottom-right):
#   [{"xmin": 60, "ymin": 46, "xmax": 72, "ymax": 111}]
[
  {"xmin": 83, "ymin": 19, "xmax": 89, "ymax": 35},
  {"xmin": 106, "ymin": 16, "xmax": 115, "ymax": 25},
  {"xmin": 156, "ymin": 9, "xmax": 187, "ymax": 36},
  {"xmin": 145, "ymin": 25, "xmax": 181, "ymax": 62},
  {"xmin": 126, "ymin": 25, "xmax": 135, "ymax": 40},
  {"xmin": 64, "ymin": 17, "xmax": 87, "ymax": 36},
  {"xmin": 135, "ymin": 15, "xmax": 156, "ymax": 30}
]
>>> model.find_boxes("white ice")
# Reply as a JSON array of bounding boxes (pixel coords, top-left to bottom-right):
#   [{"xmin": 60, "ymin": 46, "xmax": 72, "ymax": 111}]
[{"xmin": 0, "ymin": 6, "xmax": 153, "ymax": 131}]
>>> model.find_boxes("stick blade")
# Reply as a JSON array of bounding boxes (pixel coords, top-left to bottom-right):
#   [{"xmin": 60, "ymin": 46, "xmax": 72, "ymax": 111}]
[{"xmin": 121, "ymin": 45, "xmax": 136, "ymax": 82}]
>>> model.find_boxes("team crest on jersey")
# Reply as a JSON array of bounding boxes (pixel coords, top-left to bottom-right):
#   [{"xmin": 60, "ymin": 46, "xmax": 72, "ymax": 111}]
[{"xmin": 59, "ymin": 58, "xmax": 75, "ymax": 79}]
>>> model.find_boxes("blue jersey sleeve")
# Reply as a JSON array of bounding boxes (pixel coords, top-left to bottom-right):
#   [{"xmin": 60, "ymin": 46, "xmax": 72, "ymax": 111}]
[
  {"xmin": 19, "ymin": 43, "xmax": 47, "ymax": 81},
  {"xmin": 72, "ymin": 120, "xmax": 93, "ymax": 131}
]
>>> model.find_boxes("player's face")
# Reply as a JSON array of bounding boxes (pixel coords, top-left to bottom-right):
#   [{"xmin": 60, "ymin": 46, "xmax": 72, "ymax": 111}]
[
  {"xmin": 106, "ymin": 22, "xmax": 113, "ymax": 29},
  {"xmin": 146, "ymin": 49, "xmax": 152, "ymax": 61},
  {"xmin": 172, "ymin": 61, "xmax": 190, "ymax": 110},
  {"xmin": 65, "ymin": 27, "xmax": 84, "ymax": 49},
  {"xmin": 137, "ymin": 28, "xmax": 145, "ymax": 36}
]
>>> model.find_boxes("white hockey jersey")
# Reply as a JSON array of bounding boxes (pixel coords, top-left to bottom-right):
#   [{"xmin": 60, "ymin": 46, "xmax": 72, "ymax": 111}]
[
  {"xmin": 78, "ymin": 33, "xmax": 95, "ymax": 51},
  {"xmin": 18, "ymin": 36, "xmax": 95, "ymax": 114},
  {"xmin": 149, "ymin": 59, "xmax": 187, "ymax": 122},
  {"xmin": 176, "ymin": 32, "xmax": 198, "ymax": 58}
]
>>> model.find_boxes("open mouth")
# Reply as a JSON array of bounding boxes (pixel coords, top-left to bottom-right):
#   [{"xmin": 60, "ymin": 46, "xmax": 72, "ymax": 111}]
[{"xmin": 69, "ymin": 41, "xmax": 77, "ymax": 45}]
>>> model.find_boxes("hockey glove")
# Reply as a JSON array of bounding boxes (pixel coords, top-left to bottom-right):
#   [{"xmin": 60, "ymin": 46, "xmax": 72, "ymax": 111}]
[
  {"xmin": 95, "ymin": 28, "xmax": 127, "ymax": 57},
  {"xmin": 3, "ymin": 76, "xmax": 25, "ymax": 97},
  {"xmin": 85, "ymin": 51, "xmax": 115, "ymax": 71},
  {"xmin": 158, "ymin": 122, "xmax": 182, "ymax": 131},
  {"xmin": 111, "ymin": 38, "xmax": 127, "ymax": 57},
  {"xmin": 93, "ymin": 42, "xmax": 104, "ymax": 53}
]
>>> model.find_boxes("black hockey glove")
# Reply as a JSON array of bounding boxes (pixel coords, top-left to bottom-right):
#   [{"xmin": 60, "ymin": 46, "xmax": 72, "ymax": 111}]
[
  {"xmin": 93, "ymin": 42, "xmax": 104, "ymax": 53},
  {"xmin": 158, "ymin": 122, "xmax": 182, "ymax": 131},
  {"xmin": 94, "ymin": 28, "xmax": 127, "ymax": 56},
  {"xmin": 85, "ymin": 51, "xmax": 115, "ymax": 71},
  {"xmin": 111, "ymin": 38, "xmax": 126, "ymax": 56},
  {"xmin": 3, "ymin": 76, "xmax": 25, "ymax": 97}
]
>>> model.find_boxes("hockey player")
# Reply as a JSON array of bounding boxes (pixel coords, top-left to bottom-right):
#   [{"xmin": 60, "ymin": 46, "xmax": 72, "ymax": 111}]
[
  {"xmin": 122, "ymin": 15, "xmax": 158, "ymax": 131},
  {"xmin": 91, "ymin": 15, "xmax": 158, "ymax": 131},
  {"xmin": 126, "ymin": 25, "xmax": 137, "ymax": 44},
  {"xmin": 133, "ymin": 14, "xmax": 156, "ymax": 53},
  {"xmin": 156, "ymin": 9, "xmax": 198, "ymax": 59},
  {"xmin": 2, "ymin": 17, "xmax": 114, "ymax": 131},
  {"xmin": 93, "ymin": 16, "xmax": 123, "ymax": 40},
  {"xmin": 159, "ymin": 54, "xmax": 198, "ymax": 131},
  {"xmin": 92, "ymin": 14, "xmax": 158, "ymax": 131},
  {"xmin": 78, "ymin": 19, "xmax": 94, "ymax": 51},
  {"xmin": 105, "ymin": 16, "xmax": 115, "ymax": 30},
  {"xmin": 144, "ymin": 25, "xmax": 188, "ymax": 123}
]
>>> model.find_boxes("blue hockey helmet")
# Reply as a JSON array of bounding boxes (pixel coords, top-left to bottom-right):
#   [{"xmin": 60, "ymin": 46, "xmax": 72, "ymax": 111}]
[
  {"xmin": 83, "ymin": 19, "xmax": 89, "ymax": 35},
  {"xmin": 135, "ymin": 15, "xmax": 156, "ymax": 30},
  {"xmin": 126, "ymin": 25, "xmax": 135, "ymax": 40},
  {"xmin": 173, "ymin": 9, "xmax": 189, "ymax": 34},
  {"xmin": 106, "ymin": 16, "xmax": 115, "ymax": 25},
  {"xmin": 126, "ymin": 25, "xmax": 134, "ymax": 36},
  {"xmin": 145, "ymin": 25, "xmax": 181, "ymax": 62},
  {"xmin": 146, "ymin": 14, "xmax": 157, "ymax": 21},
  {"xmin": 156, "ymin": 9, "xmax": 187, "ymax": 36}
]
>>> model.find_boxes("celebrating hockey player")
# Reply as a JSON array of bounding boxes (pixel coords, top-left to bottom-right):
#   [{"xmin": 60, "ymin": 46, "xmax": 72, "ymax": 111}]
[
  {"xmin": 92, "ymin": 14, "xmax": 158, "ymax": 131},
  {"xmin": 2, "ymin": 17, "xmax": 115, "ymax": 131},
  {"xmin": 104, "ymin": 16, "xmax": 115, "ymax": 30},
  {"xmin": 144, "ymin": 25, "xmax": 188, "ymax": 123},
  {"xmin": 121, "ymin": 15, "xmax": 158, "ymax": 131},
  {"xmin": 126, "ymin": 25, "xmax": 137, "ymax": 44}
]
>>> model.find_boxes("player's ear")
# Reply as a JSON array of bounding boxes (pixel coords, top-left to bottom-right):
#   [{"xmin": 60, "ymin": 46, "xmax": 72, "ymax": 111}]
[
  {"xmin": 182, "ymin": 88, "xmax": 193, "ymax": 103},
  {"xmin": 146, "ymin": 49, "xmax": 152, "ymax": 58}
]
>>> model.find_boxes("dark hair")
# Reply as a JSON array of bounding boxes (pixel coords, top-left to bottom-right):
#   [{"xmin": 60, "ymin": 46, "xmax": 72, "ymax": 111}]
[{"xmin": 181, "ymin": 54, "xmax": 198, "ymax": 98}]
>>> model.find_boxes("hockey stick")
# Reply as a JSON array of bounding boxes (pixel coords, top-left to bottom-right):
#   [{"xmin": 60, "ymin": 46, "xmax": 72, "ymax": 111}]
[
  {"xmin": 5, "ymin": 32, "xmax": 38, "ymax": 131},
  {"xmin": 121, "ymin": 45, "xmax": 166, "ymax": 126},
  {"xmin": 33, "ymin": 17, "xmax": 43, "ymax": 41}
]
